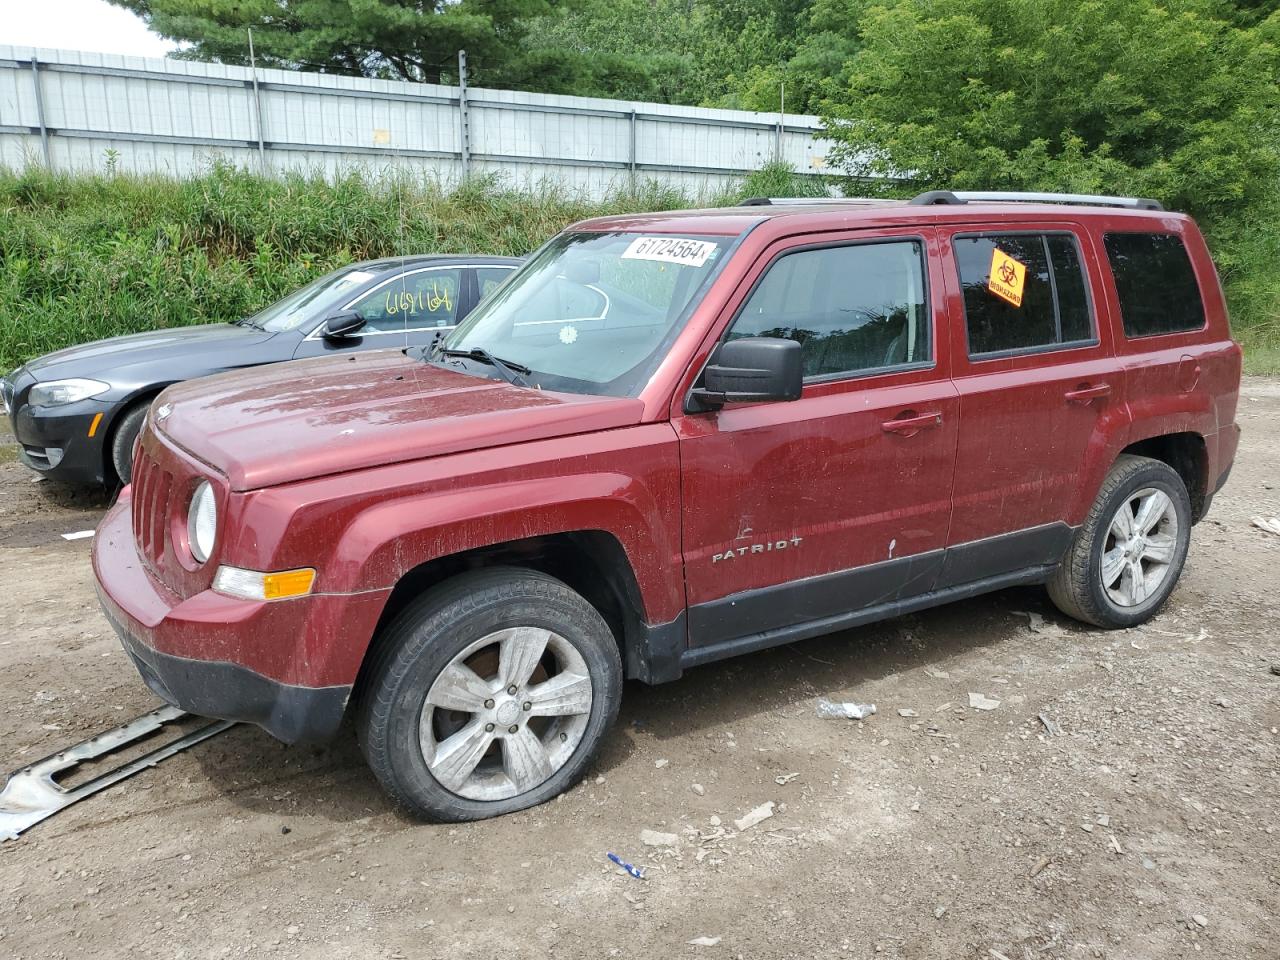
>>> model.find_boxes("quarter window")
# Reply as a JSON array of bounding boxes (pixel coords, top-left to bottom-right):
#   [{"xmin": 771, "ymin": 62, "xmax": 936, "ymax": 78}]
[
  {"xmin": 1104, "ymin": 232, "xmax": 1205, "ymax": 337},
  {"xmin": 726, "ymin": 240, "xmax": 930, "ymax": 380},
  {"xmin": 955, "ymin": 233, "xmax": 1093, "ymax": 356},
  {"xmin": 350, "ymin": 269, "xmax": 463, "ymax": 333}
]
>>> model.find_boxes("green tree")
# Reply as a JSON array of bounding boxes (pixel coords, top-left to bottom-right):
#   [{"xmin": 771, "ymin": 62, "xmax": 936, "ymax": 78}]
[
  {"xmin": 108, "ymin": 0, "xmax": 585, "ymax": 88},
  {"xmin": 519, "ymin": 0, "xmax": 724, "ymax": 104},
  {"xmin": 817, "ymin": 0, "xmax": 1280, "ymax": 224}
]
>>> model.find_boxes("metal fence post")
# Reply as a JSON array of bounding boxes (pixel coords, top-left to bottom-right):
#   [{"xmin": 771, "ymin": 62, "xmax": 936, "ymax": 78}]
[
  {"xmin": 457, "ymin": 50, "xmax": 470, "ymax": 178},
  {"xmin": 629, "ymin": 109, "xmax": 637, "ymax": 190},
  {"xmin": 774, "ymin": 80, "xmax": 785, "ymax": 164},
  {"xmin": 247, "ymin": 29, "xmax": 267, "ymax": 172},
  {"xmin": 29, "ymin": 58, "xmax": 51, "ymax": 167}
]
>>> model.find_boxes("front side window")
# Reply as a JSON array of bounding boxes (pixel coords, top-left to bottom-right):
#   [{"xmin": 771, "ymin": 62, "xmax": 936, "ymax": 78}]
[
  {"xmin": 1104, "ymin": 232, "xmax": 1205, "ymax": 337},
  {"xmin": 442, "ymin": 232, "xmax": 734, "ymax": 397},
  {"xmin": 351, "ymin": 269, "xmax": 463, "ymax": 332},
  {"xmin": 955, "ymin": 233, "xmax": 1093, "ymax": 356},
  {"xmin": 725, "ymin": 240, "xmax": 930, "ymax": 379}
]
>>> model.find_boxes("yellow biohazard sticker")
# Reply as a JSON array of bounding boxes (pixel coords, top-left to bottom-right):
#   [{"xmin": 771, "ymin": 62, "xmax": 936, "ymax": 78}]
[{"xmin": 988, "ymin": 247, "xmax": 1027, "ymax": 307}]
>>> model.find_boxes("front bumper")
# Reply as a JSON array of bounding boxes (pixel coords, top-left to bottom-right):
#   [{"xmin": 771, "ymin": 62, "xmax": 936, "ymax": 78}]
[
  {"xmin": 6, "ymin": 383, "xmax": 117, "ymax": 485},
  {"xmin": 92, "ymin": 492, "xmax": 388, "ymax": 744},
  {"xmin": 104, "ymin": 606, "xmax": 351, "ymax": 743}
]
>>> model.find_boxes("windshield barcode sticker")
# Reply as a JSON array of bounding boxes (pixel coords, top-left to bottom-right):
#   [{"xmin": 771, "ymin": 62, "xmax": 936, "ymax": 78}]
[{"xmin": 621, "ymin": 237, "xmax": 717, "ymax": 267}]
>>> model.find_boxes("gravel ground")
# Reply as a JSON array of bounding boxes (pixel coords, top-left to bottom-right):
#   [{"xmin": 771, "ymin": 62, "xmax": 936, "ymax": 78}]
[{"xmin": 0, "ymin": 379, "xmax": 1277, "ymax": 960}]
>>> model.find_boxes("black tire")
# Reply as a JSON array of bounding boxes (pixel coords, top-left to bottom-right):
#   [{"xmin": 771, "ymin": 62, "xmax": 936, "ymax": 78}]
[
  {"xmin": 1047, "ymin": 454, "xmax": 1192, "ymax": 628},
  {"xmin": 109, "ymin": 400, "xmax": 150, "ymax": 485},
  {"xmin": 357, "ymin": 567, "xmax": 622, "ymax": 822}
]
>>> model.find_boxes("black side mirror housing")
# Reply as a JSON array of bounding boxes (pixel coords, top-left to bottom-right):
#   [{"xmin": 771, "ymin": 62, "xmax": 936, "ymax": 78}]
[
  {"xmin": 689, "ymin": 337, "xmax": 803, "ymax": 410},
  {"xmin": 321, "ymin": 311, "xmax": 366, "ymax": 340}
]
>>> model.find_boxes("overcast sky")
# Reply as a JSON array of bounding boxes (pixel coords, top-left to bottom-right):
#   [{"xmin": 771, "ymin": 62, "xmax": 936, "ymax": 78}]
[{"xmin": 3, "ymin": 0, "xmax": 173, "ymax": 58}]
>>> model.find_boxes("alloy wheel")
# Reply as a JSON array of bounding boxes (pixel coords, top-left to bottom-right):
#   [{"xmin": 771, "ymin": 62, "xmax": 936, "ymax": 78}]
[
  {"xmin": 418, "ymin": 627, "xmax": 593, "ymax": 801},
  {"xmin": 1100, "ymin": 486, "xmax": 1180, "ymax": 608}
]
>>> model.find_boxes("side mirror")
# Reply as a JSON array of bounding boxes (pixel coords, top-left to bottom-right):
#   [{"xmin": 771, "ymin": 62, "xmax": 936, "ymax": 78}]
[
  {"xmin": 689, "ymin": 337, "xmax": 803, "ymax": 410},
  {"xmin": 321, "ymin": 311, "xmax": 366, "ymax": 340}
]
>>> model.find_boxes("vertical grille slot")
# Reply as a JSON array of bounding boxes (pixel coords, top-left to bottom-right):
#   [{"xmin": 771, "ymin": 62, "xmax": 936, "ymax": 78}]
[
  {"xmin": 149, "ymin": 470, "xmax": 173, "ymax": 561},
  {"xmin": 131, "ymin": 451, "xmax": 151, "ymax": 557}
]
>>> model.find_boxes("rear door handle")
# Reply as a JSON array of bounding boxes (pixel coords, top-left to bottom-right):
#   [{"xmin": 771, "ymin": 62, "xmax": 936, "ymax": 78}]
[
  {"xmin": 1064, "ymin": 383, "xmax": 1111, "ymax": 404},
  {"xmin": 881, "ymin": 411, "xmax": 943, "ymax": 435}
]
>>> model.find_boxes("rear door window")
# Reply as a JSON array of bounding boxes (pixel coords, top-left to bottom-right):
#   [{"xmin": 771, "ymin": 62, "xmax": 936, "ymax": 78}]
[
  {"xmin": 476, "ymin": 266, "xmax": 517, "ymax": 299},
  {"xmin": 954, "ymin": 233, "xmax": 1093, "ymax": 357},
  {"xmin": 1103, "ymin": 232, "xmax": 1205, "ymax": 337}
]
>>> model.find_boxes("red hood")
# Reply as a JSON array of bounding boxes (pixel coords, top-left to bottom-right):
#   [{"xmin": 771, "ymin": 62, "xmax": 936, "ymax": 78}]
[{"xmin": 155, "ymin": 350, "xmax": 645, "ymax": 491}]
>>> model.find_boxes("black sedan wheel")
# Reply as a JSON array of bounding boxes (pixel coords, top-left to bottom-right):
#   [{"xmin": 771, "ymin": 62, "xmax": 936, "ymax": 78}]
[{"xmin": 110, "ymin": 401, "xmax": 150, "ymax": 485}]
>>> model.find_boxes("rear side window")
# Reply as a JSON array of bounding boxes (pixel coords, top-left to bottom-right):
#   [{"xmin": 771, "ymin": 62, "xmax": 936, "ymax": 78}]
[
  {"xmin": 955, "ymin": 233, "xmax": 1093, "ymax": 357},
  {"xmin": 726, "ymin": 239, "xmax": 930, "ymax": 380},
  {"xmin": 1104, "ymin": 233, "xmax": 1205, "ymax": 337}
]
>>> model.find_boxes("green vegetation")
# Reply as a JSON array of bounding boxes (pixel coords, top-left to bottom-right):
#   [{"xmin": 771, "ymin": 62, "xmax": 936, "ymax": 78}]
[
  {"xmin": 0, "ymin": 159, "xmax": 1275, "ymax": 373},
  {"xmin": 0, "ymin": 163, "xmax": 781, "ymax": 371},
  {"xmin": 108, "ymin": 0, "xmax": 583, "ymax": 90}
]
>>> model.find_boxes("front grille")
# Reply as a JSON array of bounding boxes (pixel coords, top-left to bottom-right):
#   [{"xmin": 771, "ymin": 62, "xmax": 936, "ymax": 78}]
[{"xmin": 131, "ymin": 447, "xmax": 177, "ymax": 576}]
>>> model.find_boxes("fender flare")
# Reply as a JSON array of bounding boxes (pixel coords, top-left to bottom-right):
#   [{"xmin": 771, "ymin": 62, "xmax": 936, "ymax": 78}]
[{"xmin": 317, "ymin": 472, "xmax": 686, "ymax": 627}]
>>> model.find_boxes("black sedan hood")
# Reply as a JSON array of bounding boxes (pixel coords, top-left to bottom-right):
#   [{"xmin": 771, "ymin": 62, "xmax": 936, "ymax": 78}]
[{"xmin": 24, "ymin": 323, "xmax": 278, "ymax": 381}]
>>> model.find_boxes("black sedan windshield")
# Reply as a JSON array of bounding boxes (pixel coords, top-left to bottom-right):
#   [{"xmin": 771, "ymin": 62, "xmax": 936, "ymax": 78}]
[
  {"xmin": 440, "ymin": 232, "xmax": 733, "ymax": 397},
  {"xmin": 248, "ymin": 265, "xmax": 381, "ymax": 332}
]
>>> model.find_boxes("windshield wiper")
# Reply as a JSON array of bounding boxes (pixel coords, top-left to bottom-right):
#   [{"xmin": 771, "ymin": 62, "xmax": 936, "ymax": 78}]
[
  {"xmin": 231, "ymin": 317, "xmax": 264, "ymax": 330},
  {"xmin": 437, "ymin": 347, "xmax": 531, "ymax": 387}
]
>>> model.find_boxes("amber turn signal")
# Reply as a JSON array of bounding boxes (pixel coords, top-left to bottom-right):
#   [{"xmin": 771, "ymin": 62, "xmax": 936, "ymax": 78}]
[{"xmin": 213, "ymin": 565, "xmax": 316, "ymax": 602}]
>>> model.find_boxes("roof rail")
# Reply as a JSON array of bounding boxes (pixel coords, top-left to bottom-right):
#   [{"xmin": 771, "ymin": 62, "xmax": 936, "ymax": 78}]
[
  {"xmin": 739, "ymin": 196, "xmax": 881, "ymax": 206},
  {"xmin": 910, "ymin": 190, "xmax": 1163, "ymax": 211}
]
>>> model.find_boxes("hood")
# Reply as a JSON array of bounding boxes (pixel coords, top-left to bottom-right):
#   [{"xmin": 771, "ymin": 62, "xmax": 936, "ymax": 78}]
[
  {"xmin": 155, "ymin": 350, "xmax": 646, "ymax": 491},
  {"xmin": 26, "ymin": 324, "xmax": 275, "ymax": 379}
]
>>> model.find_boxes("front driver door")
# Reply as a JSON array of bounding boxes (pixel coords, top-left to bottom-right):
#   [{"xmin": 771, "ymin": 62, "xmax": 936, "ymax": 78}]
[
  {"xmin": 293, "ymin": 266, "xmax": 466, "ymax": 358},
  {"xmin": 675, "ymin": 229, "xmax": 959, "ymax": 657}
]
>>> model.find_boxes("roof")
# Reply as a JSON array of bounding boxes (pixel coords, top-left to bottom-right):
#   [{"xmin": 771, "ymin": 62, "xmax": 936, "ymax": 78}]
[
  {"xmin": 573, "ymin": 192, "xmax": 1185, "ymax": 238},
  {"xmin": 349, "ymin": 253, "xmax": 525, "ymax": 272}
]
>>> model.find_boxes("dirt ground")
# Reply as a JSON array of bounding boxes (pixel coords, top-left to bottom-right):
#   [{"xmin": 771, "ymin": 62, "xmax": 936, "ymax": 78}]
[{"xmin": 0, "ymin": 381, "xmax": 1277, "ymax": 960}]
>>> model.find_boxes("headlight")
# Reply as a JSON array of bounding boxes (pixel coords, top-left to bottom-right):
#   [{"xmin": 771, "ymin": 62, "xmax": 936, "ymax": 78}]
[
  {"xmin": 213, "ymin": 565, "xmax": 316, "ymax": 602},
  {"xmin": 187, "ymin": 481, "xmax": 217, "ymax": 563},
  {"xmin": 28, "ymin": 378, "xmax": 110, "ymax": 407}
]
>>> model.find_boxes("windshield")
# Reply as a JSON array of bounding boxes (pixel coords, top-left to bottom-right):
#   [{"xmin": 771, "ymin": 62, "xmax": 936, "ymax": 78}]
[
  {"xmin": 248, "ymin": 265, "xmax": 379, "ymax": 332},
  {"xmin": 439, "ymin": 231, "xmax": 734, "ymax": 397}
]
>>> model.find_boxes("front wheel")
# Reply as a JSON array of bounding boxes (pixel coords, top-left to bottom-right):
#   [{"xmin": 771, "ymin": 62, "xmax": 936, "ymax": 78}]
[
  {"xmin": 357, "ymin": 568, "xmax": 622, "ymax": 822},
  {"xmin": 109, "ymin": 401, "xmax": 150, "ymax": 485},
  {"xmin": 1048, "ymin": 454, "xmax": 1192, "ymax": 628}
]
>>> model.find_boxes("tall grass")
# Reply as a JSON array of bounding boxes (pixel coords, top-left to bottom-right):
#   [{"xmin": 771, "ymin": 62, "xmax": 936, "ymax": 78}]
[
  {"xmin": 1, "ymin": 161, "xmax": 1274, "ymax": 374},
  {"xmin": 0, "ymin": 162, "xmax": 701, "ymax": 370}
]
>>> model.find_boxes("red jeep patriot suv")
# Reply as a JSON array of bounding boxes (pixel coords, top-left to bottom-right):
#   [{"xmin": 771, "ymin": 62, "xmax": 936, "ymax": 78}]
[{"xmin": 93, "ymin": 191, "xmax": 1242, "ymax": 821}]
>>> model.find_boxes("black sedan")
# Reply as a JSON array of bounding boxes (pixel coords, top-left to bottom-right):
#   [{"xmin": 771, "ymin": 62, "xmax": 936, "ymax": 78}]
[{"xmin": 1, "ymin": 254, "xmax": 522, "ymax": 486}]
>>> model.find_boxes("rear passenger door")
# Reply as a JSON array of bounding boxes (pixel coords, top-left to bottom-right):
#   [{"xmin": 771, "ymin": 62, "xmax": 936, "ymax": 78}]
[
  {"xmin": 676, "ymin": 228, "xmax": 959, "ymax": 651},
  {"xmin": 941, "ymin": 225, "xmax": 1121, "ymax": 585}
]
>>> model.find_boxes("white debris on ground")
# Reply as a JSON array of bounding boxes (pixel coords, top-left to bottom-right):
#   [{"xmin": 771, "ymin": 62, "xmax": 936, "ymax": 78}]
[
  {"xmin": 733, "ymin": 801, "xmax": 775, "ymax": 832},
  {"xmin": 1251, "ymin": 515, "xmax": 1280, "ymax": 535}
]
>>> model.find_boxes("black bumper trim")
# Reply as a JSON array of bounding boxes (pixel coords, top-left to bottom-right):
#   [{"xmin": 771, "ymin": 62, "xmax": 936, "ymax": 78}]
[{"xmin": 104, "ymin": 606, "xmax": 351, "ymax": 744}]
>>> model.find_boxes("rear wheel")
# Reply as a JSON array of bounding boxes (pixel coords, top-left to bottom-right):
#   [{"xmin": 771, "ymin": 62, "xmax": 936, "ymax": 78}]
[
  {"xmin": 357, "ymin": 568, "xmax": 622, "ymax": 821},
  {"xmin": 109, "ymin": 400, "xmax": 150, "ymax": 485},
  {"xmin": 1048, "ymin": 454, "xmax": 1191, "ymax": 628}
]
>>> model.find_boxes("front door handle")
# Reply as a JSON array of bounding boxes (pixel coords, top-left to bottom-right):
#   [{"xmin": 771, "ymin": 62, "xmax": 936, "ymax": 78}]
[
  {"xmin": 1064, "ymin": 383, "xmax": 1112, "ymax": 404},
  {"xmin": 881, "ymin": 411, "xmax": 943, "ymax": 436}
]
